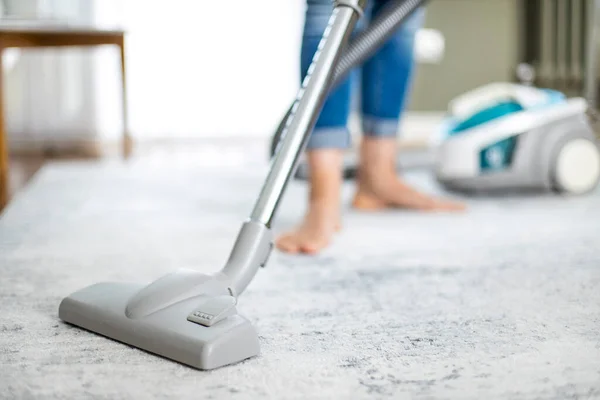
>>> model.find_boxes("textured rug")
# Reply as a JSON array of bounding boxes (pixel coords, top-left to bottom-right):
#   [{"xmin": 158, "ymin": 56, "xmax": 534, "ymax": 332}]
[{"xmin": 1, "ymin": 157, "xmax": 600, "ymax": 400}]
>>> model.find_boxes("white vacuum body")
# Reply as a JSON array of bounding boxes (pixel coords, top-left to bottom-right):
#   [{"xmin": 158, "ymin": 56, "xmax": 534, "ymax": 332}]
[{"xmin": 434, "ymin": 83, "xmax": 600, "ymax": 195}]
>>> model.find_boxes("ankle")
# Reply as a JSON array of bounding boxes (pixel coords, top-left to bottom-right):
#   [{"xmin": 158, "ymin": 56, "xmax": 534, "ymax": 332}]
[
  {"xmin": 306, "ymin": 148, "xmax": 344, "ymax": 207},
  {"xmin": 306, "ymin": 193, "xmax": 343, "ymax": 230},
  {"xmin": 358, "ymin": 137, "xmax": 397, "ymax": 184},
  {"xmin": 308, "ymin": 196, "xmax": 340, "ymax": 214}
]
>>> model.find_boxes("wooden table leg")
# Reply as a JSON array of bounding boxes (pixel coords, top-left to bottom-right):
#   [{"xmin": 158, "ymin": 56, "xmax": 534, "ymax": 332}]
[
  {"xmin": 0, "ymin": 48, "xmax": 9, "ymax": 211},
  {"xmin": 119, "ymin": 37, "xmax": 132, "ymax": 158}
]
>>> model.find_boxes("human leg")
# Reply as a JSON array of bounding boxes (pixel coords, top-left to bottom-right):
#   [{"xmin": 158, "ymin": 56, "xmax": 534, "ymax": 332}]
[{"xmin": 354, "ymin": 4, "xmax": 465, "ymax": 211}]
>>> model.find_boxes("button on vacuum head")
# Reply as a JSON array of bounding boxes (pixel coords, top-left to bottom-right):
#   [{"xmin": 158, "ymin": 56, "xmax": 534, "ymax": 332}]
[{"xmin": 187, "ymin": 295, "xmax": 237, "ymax": 327}]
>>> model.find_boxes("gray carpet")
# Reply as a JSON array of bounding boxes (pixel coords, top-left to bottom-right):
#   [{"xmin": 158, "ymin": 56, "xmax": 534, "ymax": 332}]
[{"xmin": 1, "ymin": 158, "xmax": 600, "ymax": 400}]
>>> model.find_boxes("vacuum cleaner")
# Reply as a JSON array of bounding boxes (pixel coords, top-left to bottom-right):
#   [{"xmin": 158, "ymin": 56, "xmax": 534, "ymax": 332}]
[
  {"xmin": 58, "ymin": 0, "xmax": 426, "ymax": 371},
  {"xmin": 433, "ymin": 83, "xmax": 600, "ymax": 195}
]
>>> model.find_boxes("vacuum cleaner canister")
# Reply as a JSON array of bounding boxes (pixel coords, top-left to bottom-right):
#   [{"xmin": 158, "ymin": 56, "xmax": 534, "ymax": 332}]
[{"xmin": 434, "ymin": 83, "xmax": 600, "ymax": 195}]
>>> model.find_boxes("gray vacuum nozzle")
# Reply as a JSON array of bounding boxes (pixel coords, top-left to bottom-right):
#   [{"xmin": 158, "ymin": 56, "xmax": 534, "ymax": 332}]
[
  {"xmin": 57, "ymin": 221, "xmax": 274, "ymax": 370},
  {"xmin": 58, "ymin": 277, "xmax": 260, "ymax": 370}
]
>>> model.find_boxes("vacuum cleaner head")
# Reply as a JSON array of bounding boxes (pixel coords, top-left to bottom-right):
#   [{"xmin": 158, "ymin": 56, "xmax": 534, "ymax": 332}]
[
  {"xmin": 59, "ymin": 270, "xmax": 260, "ymax": 370},
  {"xmin": 59, "ymin": 220, "xmax": 274, "ymax": 370},
  {"xmin": 434, "ymin": 83, "xmax": 600, "ymax": 195}
]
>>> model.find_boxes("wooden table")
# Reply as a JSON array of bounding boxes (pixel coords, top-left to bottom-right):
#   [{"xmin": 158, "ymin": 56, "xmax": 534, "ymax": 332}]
[{"xmin": 0, "ymin": 25, "xmax": 131, "ymax": 209}]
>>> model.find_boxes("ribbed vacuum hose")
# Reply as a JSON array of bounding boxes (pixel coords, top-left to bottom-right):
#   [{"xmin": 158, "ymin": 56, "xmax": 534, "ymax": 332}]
[
  {"xmin": 270, "ymin": 0, "xmax": 428, "ymax": 157},
  {"xmin": 331, "ymin": 0, "xmax": 427, "ymax": 87}
]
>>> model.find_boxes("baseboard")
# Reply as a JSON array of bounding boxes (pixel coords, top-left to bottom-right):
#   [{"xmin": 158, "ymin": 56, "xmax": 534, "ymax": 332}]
[{"xmin": 8, "ymin": 137, "xmax": 105, "ymax": 158}]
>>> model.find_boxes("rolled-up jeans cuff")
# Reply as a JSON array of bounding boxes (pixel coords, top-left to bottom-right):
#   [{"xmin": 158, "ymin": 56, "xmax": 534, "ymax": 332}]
[
  {"xmin": 362, "ymin": 115, "xmax": 399, "ymax": 137},
  {"xmin": 306, "ymin": 127, "xmax": 352, "ymax": 149}
]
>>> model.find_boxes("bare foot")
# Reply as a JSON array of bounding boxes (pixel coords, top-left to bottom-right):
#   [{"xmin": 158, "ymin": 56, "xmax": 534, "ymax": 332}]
[
  {"xmin": 352, "ymin": 137, "xmax": 466, "ymax": 212},
  {"xmin": 276, "ymin": 203, "xmax": 341, "ymax": 254},
  {"xmin": 276, "ymin": 149, "xmax": 344, "ymax": 254},
  {"xmin": 352, "ymin": 182, "xmax": 466, "ymax": 211}
]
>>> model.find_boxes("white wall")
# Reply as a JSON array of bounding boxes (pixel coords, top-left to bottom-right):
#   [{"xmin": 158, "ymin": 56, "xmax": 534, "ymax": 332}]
[{"xmin": 115, "ymin": 0, "xmax": 305, "ymax": 139}]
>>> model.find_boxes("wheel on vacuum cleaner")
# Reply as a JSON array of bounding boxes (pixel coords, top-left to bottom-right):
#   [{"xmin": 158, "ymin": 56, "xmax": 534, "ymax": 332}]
[{"xmin": 550, "ymin": 136, "xmax": 600, "ymax": 195}]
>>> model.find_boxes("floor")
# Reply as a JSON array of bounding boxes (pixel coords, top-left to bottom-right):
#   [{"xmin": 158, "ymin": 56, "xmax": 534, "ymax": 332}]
[
  {"xmin": 1, "ymin": 145, "xmax": 599, "ymax": 399},
  {"xmin": 7, "ymin": 155, "xmax": 46, "ymax": 204},
  {"xmin": 3, "ymin": 140, "xmax": 271, "ymax": 213},
  {"xmin": 3, "ymin": 138, "xmax": 435, "ymax": 213},
  {"xmin": 7, "ymin": 151, "xmax": 107, "ymax": 213}
]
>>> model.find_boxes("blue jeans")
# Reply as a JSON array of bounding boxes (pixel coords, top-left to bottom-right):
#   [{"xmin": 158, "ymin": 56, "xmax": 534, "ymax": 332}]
[{"xmin": 302, "ymin": 0, "xmax": 425, "ymax": 149}]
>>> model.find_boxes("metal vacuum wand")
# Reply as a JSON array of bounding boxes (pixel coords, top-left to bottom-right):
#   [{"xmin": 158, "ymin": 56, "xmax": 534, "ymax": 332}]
[
  {"xmin": 249, "ymin": 0, "xmax": 368, "ymax": 227},
  {"xmin": 218, "ymin": 0, "xmax": 367, "ymax": 296}
]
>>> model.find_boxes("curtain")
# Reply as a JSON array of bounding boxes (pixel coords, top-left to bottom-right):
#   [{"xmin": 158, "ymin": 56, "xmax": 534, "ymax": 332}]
[{"xmin": 3, "ymin": 0, "xmax": 106, "ymax": 152}]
